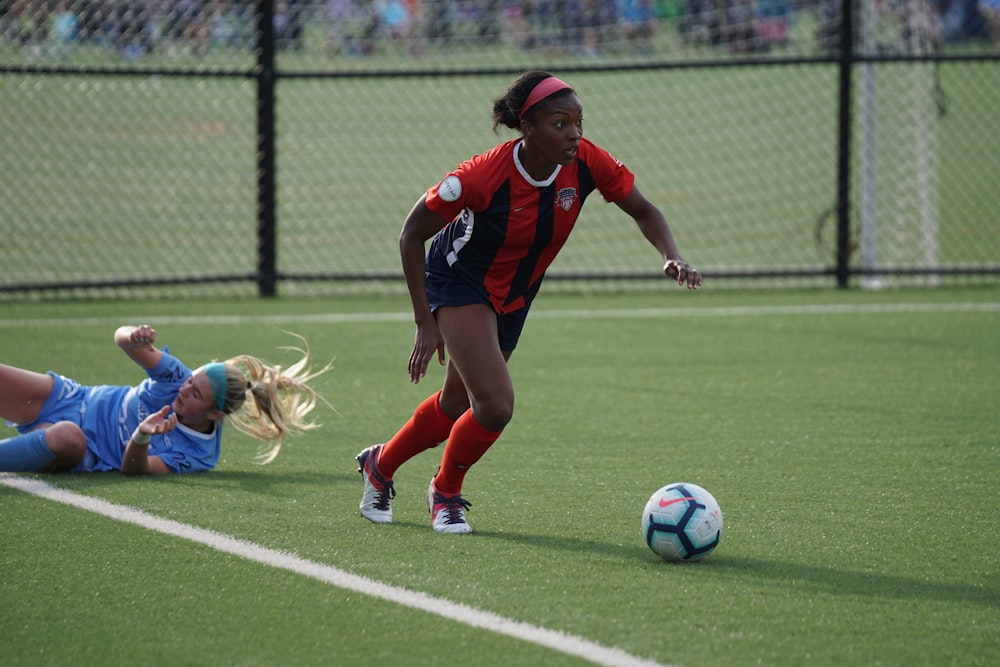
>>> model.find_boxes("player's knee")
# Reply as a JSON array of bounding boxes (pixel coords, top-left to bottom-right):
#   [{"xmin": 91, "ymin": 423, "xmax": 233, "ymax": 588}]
[
  {"xmin": 475, "ymin": 394, "xmax": 514, "ymax": 432},
  {"xmin": 45, "ymin": 421, "xmax": 87, "ymax": 468}
]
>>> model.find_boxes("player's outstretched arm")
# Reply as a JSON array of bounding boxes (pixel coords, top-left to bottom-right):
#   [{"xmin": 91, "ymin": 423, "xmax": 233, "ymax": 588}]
[
  {"xmin": 114, "ymin": 324, "xmax": 164, "ymax": 370},
  {"xmin": 616, "ymin": 186, "xmax": 702, "ymax": 289}
]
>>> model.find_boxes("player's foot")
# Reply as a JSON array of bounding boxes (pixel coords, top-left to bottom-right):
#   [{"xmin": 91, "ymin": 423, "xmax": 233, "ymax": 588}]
[
  {"xmin": 356, "ymin": 444, "xmax": 395, "ymax": 523},
  {"xmin": 427, "ymin": 479, "xmax": 472, "ymax": 534}
]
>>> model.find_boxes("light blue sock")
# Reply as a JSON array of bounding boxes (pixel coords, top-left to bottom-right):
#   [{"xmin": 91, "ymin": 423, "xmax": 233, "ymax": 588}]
[{"xmin": 0, "ymin": 429, "xmax": 56, "ymax": 472}]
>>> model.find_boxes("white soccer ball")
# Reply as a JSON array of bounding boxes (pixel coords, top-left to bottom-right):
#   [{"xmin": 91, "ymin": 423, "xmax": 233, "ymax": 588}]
[{"xmin": 642, "ymin": 482, "xmax": 723, "ymax": 562}]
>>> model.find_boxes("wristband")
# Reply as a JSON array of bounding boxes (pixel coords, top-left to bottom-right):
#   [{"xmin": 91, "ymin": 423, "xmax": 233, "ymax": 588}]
[{"xmin": 131, "ymin": 428, "xmax": 151, "ymax": 445}]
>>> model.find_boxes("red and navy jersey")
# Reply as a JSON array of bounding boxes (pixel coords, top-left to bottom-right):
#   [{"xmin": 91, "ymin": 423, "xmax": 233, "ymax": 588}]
[{"xmin": 424, "ymin": 138, "xmax": 635, "ymax": 314}]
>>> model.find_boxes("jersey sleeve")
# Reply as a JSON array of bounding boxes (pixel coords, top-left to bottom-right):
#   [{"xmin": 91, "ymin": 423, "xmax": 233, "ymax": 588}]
[
  {"xmin": 583, "ymin": 140, "xmax": 636, "ymax": 204},
  {"xmin": 424, "ymin": 142, "xmax": 509, "ymax": 222},
  {"xmin": 140, "ymin": 349, "xmax": 191, "ymax": 408},
  {"xmin": 425, "ymin": 164, "xmax": 475, "ymax": 223}
]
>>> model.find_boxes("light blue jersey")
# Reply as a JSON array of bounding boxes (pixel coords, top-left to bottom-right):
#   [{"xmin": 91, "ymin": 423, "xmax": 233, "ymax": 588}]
[{"xmin": 15, "ymin": 350, "xmax": 221, "ymax": 473}]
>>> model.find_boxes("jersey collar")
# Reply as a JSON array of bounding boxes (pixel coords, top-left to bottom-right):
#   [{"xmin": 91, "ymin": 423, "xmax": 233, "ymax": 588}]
[{"xmin": 513, "ymin": 140, "xmax": 561, "ymax": 187}]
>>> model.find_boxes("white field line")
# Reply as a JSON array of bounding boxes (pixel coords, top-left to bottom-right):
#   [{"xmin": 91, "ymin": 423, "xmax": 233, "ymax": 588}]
[
  {"xmin": 0, "ymin": 474, "xmax": 673, "ymax": 667},
  {"xmin": 0, "ymin": 301, "xmax": 998, "ymax": 329}
]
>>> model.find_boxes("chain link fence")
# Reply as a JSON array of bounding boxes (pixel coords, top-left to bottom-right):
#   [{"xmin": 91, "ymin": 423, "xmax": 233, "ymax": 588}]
[{"xmin": 2, "ymin": 0, "xmax": 998, "ymax": 300}]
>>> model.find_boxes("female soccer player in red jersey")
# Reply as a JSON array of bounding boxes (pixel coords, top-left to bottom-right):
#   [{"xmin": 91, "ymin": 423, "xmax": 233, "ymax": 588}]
[{"xmin": 357, "ymin": 70, "xmax": 701, "ymax": 533}]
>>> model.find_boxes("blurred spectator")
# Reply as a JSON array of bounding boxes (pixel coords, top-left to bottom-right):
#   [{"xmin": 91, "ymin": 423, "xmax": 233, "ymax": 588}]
[
  {"xmin": 619, "ymin": 0, "xmax": 658, "ymax": 52},
  {"xmin": 274, "ymin": 0, "xmax": 306, "ymax": 50},
  {"xmin": 4, "ymin": 0, "xmax": 42, "ymax": 47},
  {"xmin": 138, "ymin": 0, "xmax": 167, "ymax": 52},
  {"xmin": 378, "ymin": 0, "xmax": 413, "ymax": 41},
  {"xmin": 355, "ymin": 0, "xmax": 382, "ymax": 54},
  {"xmin": 577, "ymin": 0, "xmax": 617, "ymax": 55},
  {"xmin": 982, "ymin": 0, "xmax": 1000, "ymax": 47},
  {"xmin": 50, "ymin": 0, "xmax": 78, "ymax": 52},
  {"xmin": 513, "ymin": 0, "xmax": 617, "ymax": 54},
  {"xmin": 425, "ymin": 0, "xmax": 452, "ymax": 43},
  {"xmin": 519, "ymin": 0, "xmax": 558, "ymax": 50},
  {"xmin": 274, "ymin": 0, "xmax": 290, "ymax": 40},
  {"xmin": 484, "ymin": 0, "xmax": 504, "ymax": 41},
  {"xmin": 116, "ymin": 1, "xmax": 147, "ymax": 58},
  {"xmin": 166, "ymin": 0, "xmax": 201, "ymax": 45},
  {"xmin": 936, "ymin": 0, "xmax": 991, "ymax": 42},
  {"xmin": 680, "ymin": 0, "xmax": 780, "ymax": 51},
  {"xmin": 816, "ymin": 0, "xmax": 875, "ymax": 51},
  {"xmin": 207, "ymin": 1, "xmax": 240, "ymax": 49},
  {"xmin": 897, "ymin": 0, "xmax": 940, "ymax": 53},
  {"xmin": 324, "ymin": 0, "xmax": 380, "ymax": 56},
  {"xmin": 503, "ymin": 1, "xmax": 529, "ymax": 46},
  {"xmin": 679, "ymin": 0, "xmax": 720, "ymax": 45},
  {"xmin": 471, "ymin": 0, "xmax": 502, "ymax": 42},
  {"xmin": 755, "ymin": 0, "xmax": 790, "ymax": 49},
  {"xmin": 719, "ymin": 0, "xmax": 756, "ymax": 51},
  {"xmin": 324, "ymin": 0, "xmax": 354, "ymax": 53}
]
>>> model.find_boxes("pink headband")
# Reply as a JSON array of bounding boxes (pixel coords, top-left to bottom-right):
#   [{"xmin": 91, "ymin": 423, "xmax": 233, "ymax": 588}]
[{"xmin": 518, "ymin": 76, "xmax": 572, "ymax": 120}]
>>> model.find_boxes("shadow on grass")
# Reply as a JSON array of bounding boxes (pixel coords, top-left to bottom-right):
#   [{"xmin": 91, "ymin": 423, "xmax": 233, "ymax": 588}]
[
  {"xmin": 707, "ymin": 554, "xmax": 1000, "ymax": 609},
  {"xmin": 23, "ymin": 468, "xmax": 355, "ymax": 499},
  {"xmin": 474, "ymin": 528, "xmax": 1000, "ymax": 609}
]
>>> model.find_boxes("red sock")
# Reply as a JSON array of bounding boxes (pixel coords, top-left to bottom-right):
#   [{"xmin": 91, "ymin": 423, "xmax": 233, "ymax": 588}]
[
  {"xmin": 377, "ymin": 391, "xmax": 456, "ymax": 478},
  {"xmin": 433, "ymin": 410, "xmax": 503, "ymax": 495}
]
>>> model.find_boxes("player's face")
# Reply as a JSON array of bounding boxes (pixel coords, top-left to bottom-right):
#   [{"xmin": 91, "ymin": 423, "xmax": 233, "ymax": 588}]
[
  {"xmin": 172, "ymin": 369, "xmax": 218, "ymax": 419},
  {"xmin": 529, "ymin": 93, "xmax": 583, "ymax": 166}
]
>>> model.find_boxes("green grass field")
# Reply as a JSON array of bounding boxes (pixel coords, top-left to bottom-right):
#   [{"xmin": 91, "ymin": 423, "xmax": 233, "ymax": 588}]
[{"xmin": 2, "ymin": 287, "xmax": 998, "ymax": 666}]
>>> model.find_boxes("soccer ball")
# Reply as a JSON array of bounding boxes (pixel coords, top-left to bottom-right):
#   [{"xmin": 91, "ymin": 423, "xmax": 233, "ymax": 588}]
[{"xmin": 642, "ymin": 482, "xmax": 723, "ymax": 562}]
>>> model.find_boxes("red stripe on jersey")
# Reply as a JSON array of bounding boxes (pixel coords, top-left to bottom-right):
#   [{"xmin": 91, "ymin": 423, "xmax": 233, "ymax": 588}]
[
  {"xmin": 483, "ymin": 185, "xmax": 540, "ymax": 312},
  {"xmin": 425, "ymin": 139, "xmax": 635, "ymax": 313}
]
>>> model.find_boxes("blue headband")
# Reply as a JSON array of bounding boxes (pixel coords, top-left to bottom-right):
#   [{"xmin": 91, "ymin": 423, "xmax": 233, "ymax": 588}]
[{"xmin": 204, "ymin": 362, "xmax": 228, "ymax": 411}]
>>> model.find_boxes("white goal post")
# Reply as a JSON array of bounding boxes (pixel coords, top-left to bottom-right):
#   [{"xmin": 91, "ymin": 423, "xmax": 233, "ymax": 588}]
[{"xmin": 858, "ymin": 0, "xmax": 941, "ymax": 288}]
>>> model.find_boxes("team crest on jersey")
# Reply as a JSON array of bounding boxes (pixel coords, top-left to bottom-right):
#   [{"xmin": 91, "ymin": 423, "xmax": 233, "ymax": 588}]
[{"xmin": 556, "ymin": 187, "xmax": 577, "ymax": 211}]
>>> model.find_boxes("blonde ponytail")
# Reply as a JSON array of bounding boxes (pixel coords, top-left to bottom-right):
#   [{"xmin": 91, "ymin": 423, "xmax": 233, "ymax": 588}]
[{"xmin": 218, "ymin": 334, "xmax": 332, "ymax": 463}]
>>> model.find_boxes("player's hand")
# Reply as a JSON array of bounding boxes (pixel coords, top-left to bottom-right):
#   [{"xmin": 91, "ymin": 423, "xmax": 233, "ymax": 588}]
[
  {"xmin": 408, "ymin": 321, "xmax": 446, "ymax": 384},
  {"xmin": 129, "ymin": 324, "xmax": 157, "ymax": 350},
  {"xmin": 664, "ymin": 259, "xmax": 702, "ymax": 289},
  {"xmin": 138, "ymin": 406, "xmax": 177, "ymax": 436}
]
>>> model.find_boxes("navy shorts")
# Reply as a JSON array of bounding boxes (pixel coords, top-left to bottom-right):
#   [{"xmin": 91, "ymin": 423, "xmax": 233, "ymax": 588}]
[{"xmin": 425, "ymin": 272, "xmax": 530, "ymax": 352}]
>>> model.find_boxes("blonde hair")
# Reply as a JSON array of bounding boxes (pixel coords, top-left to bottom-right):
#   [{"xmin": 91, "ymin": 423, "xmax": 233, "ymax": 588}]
[{"xmin": 217, "ymin": 334, "xmax": 332, "ymax": 464}]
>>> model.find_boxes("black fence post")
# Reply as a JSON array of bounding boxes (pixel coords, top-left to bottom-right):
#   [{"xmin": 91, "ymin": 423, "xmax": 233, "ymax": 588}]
[
  {"xmin": 256, "ymin": 0, "xmax": 277, "ymax": 297},
  {"xmin": 835, "ymin": 0, "xmax": 855, "ymax": 288}
]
